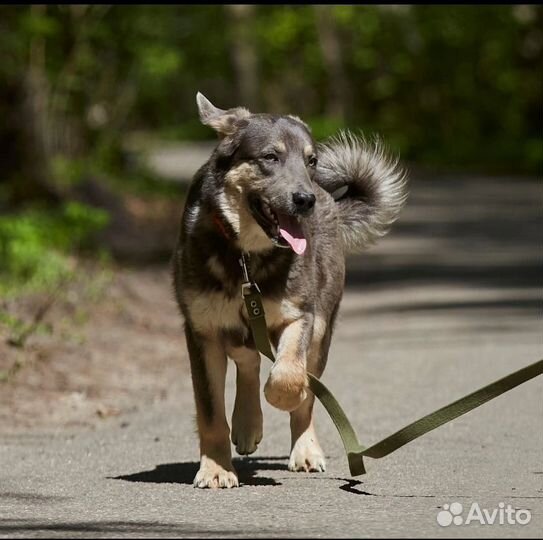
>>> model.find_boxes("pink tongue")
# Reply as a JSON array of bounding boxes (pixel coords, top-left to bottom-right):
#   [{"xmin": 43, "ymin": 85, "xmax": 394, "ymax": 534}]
[{"xmin": 278, "ymin": 214, "xmax": 307, "ymax": 255}]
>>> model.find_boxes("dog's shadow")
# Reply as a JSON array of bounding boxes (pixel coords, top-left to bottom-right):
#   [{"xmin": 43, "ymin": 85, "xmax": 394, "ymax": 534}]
[{"xmin": 110, "ymin": 456, "xmax": 288, "ymax": 487}]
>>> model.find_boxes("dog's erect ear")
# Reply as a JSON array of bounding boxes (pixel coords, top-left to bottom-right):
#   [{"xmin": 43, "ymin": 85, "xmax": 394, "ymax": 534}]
[{"xmin": 196, "ymin": 92, "xmax": 250, "ymax": 137}]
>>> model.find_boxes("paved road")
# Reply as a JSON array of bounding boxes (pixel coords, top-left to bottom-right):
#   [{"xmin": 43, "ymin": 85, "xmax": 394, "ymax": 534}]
[{"xmin": 1, "ymin": 173, "xmax": 541, "ymax": 538}]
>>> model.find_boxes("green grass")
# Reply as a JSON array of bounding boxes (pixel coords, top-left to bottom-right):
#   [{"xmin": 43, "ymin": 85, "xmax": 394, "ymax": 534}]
[{"xmin": 0, "ymin": 201, "xmax": 109, "ymax": 298}]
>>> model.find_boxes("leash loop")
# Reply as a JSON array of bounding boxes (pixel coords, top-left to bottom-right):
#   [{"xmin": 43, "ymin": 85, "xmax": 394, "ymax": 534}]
[{"xmin": 240, "ymin": 253, "xmax": 260, "ymax": 298}]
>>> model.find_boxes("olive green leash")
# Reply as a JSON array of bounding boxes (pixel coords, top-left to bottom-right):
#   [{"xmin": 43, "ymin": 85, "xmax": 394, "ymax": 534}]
[{"xmin": 240, "ymin": 256, "xmax": 543, "ymax": 477}]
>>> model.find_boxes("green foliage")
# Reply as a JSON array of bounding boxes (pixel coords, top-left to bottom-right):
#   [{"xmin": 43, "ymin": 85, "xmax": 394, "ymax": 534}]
[
  {"xmin": 307, "ymin": 117, "xmax": 346, "ymax": 142},
  {"xmin": 0, "ymin": 203, "xmax": 109, "ymax": 297},
  {"xmin": 0, "ymin": 5, "xmax": 541, "ymax": 180}
]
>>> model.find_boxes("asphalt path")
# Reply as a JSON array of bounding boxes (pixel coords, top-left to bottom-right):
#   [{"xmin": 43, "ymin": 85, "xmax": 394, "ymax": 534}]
[{"xmin": 1, "ymin": 168, "xmax": 541, "ymax": 538}]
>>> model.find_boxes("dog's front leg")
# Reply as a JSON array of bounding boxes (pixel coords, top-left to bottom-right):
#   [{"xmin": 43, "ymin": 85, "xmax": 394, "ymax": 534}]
[
  {"xmin": 230, "ymin": 346, "xmax": 263, "ymax": 456},
  {"xmin": 185, "ymin": 323, "xmax": 238, "ymax": 488},
  {"xmin": 263, "ymin": 315, "xmax": 312, "ymax": 412}
]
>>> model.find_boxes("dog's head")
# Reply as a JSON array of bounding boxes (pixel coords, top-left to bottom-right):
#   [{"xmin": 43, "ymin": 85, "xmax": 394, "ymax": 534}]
[{"xmin": 197, "ymin": 92, "xmax": 318, "ymax": 255}]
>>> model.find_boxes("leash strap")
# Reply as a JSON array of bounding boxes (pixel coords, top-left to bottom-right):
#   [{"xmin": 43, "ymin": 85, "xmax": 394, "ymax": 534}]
[{"xmin": 241, "ymin": 276, "xmax": 543, "ymax": 477}]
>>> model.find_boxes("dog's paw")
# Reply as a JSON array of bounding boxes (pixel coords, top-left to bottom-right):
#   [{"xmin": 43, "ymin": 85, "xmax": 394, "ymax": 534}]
[
  {"xmin": 193, "ymin": 456, "xmax": 239, "ymax": 489},
  {"xmin": 231, "ymin": 407, "xmax": 263, "ymax": 456},
  {"xmin": 288, "ymin": 432, "xmax": 326, "ymax": 472},
  {"xmin": 264, "ymin": 363, "xmax": 307, "ymax": 412}
]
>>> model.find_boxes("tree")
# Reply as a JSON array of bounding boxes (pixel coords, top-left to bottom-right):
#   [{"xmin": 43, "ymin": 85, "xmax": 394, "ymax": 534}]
[
  {"xmin": 225, "ymin": 5, "xmax": 259, "ymax": 110},
  {"xmin": 313, "ymin": 6, "xmax": 349, "ymax": 122}
]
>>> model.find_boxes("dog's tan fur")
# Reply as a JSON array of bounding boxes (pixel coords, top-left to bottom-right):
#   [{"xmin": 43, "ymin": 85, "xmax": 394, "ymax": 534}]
[
  {"xmin": 184, "ymin": 287, "xmax": 305, "ymax": 337},
  {"xmin": 222, "ymin": 162, "xmax": 274, "ymax": 253}
]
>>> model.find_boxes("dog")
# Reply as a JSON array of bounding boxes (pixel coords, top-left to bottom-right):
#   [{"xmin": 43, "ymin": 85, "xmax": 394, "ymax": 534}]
[{"xmin": 172, "ymin": 93, "xmax": 407, "ymax": 488}]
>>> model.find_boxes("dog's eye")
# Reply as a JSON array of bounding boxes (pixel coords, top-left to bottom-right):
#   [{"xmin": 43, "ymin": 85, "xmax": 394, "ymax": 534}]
[
  {"xmin": 263, "ymin": 153, "xmax": 279, "ymax": 162},
  {"xmin": 308, "ymin": 156, "xmax": 318, "ymax": 167}
]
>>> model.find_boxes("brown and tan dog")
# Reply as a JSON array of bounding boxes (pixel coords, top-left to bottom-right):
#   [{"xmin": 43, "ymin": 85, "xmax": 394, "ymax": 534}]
[{"xmin": 172, "ymin": 93, "xmax": 407, "ymax": 488}]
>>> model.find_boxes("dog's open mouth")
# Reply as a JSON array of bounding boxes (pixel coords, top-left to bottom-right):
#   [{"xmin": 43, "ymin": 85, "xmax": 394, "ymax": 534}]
[{"xmin": 248, "ymin": 195, "xmax": 307, "ymax": 255}]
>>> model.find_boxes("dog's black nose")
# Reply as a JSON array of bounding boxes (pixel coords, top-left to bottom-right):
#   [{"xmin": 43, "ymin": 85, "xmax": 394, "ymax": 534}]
[{"xmin": 292, "ymin": 192, "xmax": 316, "ymax": 214}]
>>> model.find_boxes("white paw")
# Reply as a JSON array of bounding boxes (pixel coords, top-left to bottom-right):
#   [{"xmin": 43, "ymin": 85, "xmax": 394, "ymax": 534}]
[
  {"xmin": 264, "ymin": 363, "xmax": 307, "ymax": 412},
  {"xmin": 193, "ymin": 456, "xmax": 239, "ymax": 489},
  {"xmin": 231, "ymin": 407, "xmax": 263, "ymax": 456},
  {"xmin": 288, "ymin": 433, "xmax": 326, "ymax": 472}
]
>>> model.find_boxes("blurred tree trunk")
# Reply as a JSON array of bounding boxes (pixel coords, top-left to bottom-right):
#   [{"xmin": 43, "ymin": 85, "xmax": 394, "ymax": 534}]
[
  {"xmin": 13, "ymin": 5, "xmax": 60, "ymax": 205},
  {"xmin": 313, "ymin": 6, "xmax": 349, "ymax": 122},
  {"xmin": 225, "ymin": 5, "xmax": 259, "ymax": 110}
]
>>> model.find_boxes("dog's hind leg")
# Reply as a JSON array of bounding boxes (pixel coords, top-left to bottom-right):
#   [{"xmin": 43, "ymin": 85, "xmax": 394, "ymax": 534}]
[
  {"xmin": 229, "ymin": 346, "xmax": 263, "ymax": 456},
  {"xmin": 288, "ymin": 314, "xmax": 332, "ymax": 473},
  {"xmin": 185, "ymin": 323, "xmax": 238, "ymax": 488}
]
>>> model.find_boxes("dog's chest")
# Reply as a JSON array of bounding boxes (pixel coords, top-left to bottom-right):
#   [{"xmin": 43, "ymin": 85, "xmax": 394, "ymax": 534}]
[{"xmin": 185, "ymin": 288, "xmax": 302, "ymax": 337}]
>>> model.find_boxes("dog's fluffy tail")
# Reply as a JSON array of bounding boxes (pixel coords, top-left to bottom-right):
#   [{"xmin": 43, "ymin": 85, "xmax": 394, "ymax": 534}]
[{"xmin": 316, "ymin": 131, "xmax": 408, "ymax": 253}]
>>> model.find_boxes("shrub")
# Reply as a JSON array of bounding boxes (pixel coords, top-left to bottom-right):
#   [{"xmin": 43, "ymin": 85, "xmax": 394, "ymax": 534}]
[{"xmin": 0, "ymin": 202, "xmax": 109, "ymax": 297}]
